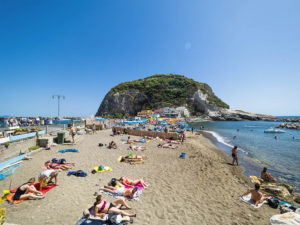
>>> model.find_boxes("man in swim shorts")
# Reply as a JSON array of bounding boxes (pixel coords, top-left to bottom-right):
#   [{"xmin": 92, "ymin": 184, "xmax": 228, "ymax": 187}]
[
  {"xmin": 100, "ymin": 186, "xmax": 138, "ymax": 199},
  {"xmin": 232, "ymin": 146, "xmax": 238, "ymax": 166}
]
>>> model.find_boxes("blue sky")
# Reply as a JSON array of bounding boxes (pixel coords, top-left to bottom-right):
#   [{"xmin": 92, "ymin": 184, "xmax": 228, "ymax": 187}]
[{"xmin": 0, "ymin": 0, "xmax": 299, "ymax": 117}]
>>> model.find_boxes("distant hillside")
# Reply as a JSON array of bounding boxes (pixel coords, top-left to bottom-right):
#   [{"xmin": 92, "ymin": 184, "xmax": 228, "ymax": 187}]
[{"xmin": 96, "ymin": 74, "xmax": 229, "ymax": 117}]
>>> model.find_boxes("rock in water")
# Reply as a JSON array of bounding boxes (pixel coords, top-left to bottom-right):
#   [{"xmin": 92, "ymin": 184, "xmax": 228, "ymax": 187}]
[
  {"xmin": 293, "ymin": 193, "xmax": 300, "ymax": 204},
  {"xmin": 262, "ymin": 183, "xmax": 292, "ymax": 200}
]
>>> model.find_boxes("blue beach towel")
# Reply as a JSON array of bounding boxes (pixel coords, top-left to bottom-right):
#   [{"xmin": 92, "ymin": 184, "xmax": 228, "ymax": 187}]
[
  {"xmin": 58, "ymin": 149, "xmax": 79, "ymax": 154},
  {"xmin": 138, "ymin": 140, "xmax": 147, "ymax": 143},
  {"xmin": 67, "ymin": 170, "xmax": 87, "ymax": 177},
  {"xmin": 0, "ymin": 164, "xmax": 22, "ymax": 181}
]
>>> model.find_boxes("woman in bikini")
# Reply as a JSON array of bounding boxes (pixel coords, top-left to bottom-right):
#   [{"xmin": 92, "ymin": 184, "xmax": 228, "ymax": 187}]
[
  {"xmin": 120, "ymin": 155, "xmax": 147, "ymax": 162},
  {"xmin": 118, "ymin": 177, "xmax": 148, "ymax": 188},
  {"xmin": 93, "ymin": 195, "xmax": 136, "ymax": 218},
  {"xmin": 45, "ymin": 161, "xmax": 70, "ymax": 170},
  {"xmin": 128, "ymin": 145, "xmax": 146, "ymax": 151},
  {"xmin": 13, "ymin": 178, "xmax": 44, "ymax": 201}
]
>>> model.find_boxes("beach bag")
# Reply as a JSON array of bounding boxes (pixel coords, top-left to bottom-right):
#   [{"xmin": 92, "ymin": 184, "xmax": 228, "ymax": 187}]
[
  {"xmin": 110, "ymin": 178, "xmax": 117, "ymax": 187},
  {"xmin": 268, "ymin": 198, "xmax": 279, "ymax": 208}
]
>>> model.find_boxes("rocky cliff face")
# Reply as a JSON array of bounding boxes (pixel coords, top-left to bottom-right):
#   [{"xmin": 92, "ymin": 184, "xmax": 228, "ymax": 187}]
[
  {"xmin": 96, "ymin": 74, "xmax": 229, "ymax": 117},
  {"xmin": 96, "ymin": 74, "xmax": 276, "ymax": 121}
]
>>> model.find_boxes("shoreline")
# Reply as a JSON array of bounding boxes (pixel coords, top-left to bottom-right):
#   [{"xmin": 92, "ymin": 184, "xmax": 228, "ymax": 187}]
[
  {"xmin": 191, "ymin": 121, "xmax": 300, "ymax": 193},
  {"xmin": 1, "ymin": 129, "xmax": 279, "ymax": 224}
]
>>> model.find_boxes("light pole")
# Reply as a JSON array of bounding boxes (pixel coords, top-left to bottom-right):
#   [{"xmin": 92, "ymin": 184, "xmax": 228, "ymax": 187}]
[{"xmin": 52, "ymin": 95, "xmax": 65, "ymax": 118}]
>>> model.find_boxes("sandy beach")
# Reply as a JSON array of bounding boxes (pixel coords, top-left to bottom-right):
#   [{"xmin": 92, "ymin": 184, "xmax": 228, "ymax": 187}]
[{"xmin": 1, "ymin": 129, "xmax": 278, "ymax": 225}]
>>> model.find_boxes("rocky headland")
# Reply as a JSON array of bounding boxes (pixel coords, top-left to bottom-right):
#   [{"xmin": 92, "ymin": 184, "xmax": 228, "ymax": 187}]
[
  {"xmin": 276, "ymin": 122, "xmax": 300, "ymax": 130},
  {"xmin": 96, "ymin": 74, "xmax": 284, "ymax": 121}
]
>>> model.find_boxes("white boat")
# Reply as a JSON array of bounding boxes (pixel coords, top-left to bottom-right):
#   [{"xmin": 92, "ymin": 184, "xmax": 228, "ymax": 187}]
[{"xmin": 264, "ymin": 128, "xmax": 285, "ymax": 133}]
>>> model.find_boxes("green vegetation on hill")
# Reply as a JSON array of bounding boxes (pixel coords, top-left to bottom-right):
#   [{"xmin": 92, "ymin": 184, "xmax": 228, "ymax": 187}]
[{"xmin": 110, "ymin": 74, "xmax": 229, "ymax": 110}]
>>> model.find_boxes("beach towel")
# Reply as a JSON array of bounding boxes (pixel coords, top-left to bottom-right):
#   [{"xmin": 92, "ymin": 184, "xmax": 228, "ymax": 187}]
[
  {"xmin": 7, "ymin": 183, "xmax": 56, "ymax": 204},
  {"xmin": 117, "ymin": 156, "xmax": 145, "ymax": 164},
  {"xmin": 104, "ymin": 189, "xmax": 142, "ymax": 201},
  {"xmin": 58, "ymin": 149, "xmax": 79, "ymax": 154},
  {"xmin": 0, "ymin": 164, "xmax": 22, "ymax": 181},
  {"xmin": 240, "ymin": 193, "xmax": 267, "ymax": 208},
  {"xmin": 123, "ymin": 182, "xmax": 144, "ymax": 190},
  {"xmin": 250, "ymin": 176, "xmax": 263, "ymax": 185},
  {"xmin": 92, "ymin": 166, "xmax": 112, "ymax": 173},
  {"xmin": 67, "ymin": 170, "xmax": 87, "ymax": 177}
]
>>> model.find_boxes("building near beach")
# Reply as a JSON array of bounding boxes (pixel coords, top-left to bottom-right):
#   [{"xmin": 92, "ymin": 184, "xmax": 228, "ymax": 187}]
[{"xmin": 137, "ymin": 110, "xmax": 154, "ymax": 117}]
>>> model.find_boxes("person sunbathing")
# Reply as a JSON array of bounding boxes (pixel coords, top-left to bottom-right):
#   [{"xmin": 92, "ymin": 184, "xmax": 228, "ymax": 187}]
[
  {"xmin": 118, "ymin": 177, "xmax": 148, "ymax": 188},
  {"xmin": 261, "ymin": 167, "xmax": 277, "ymax": 182},
  {"xmin": 157, "ymin": 143, "xmax": 178, "ymax": 149},
  {"xmin": 45, "ymin": 161, "xmax": 70, "ymax": 170},
  {"xmin": 120, "ymin": 155, "xmax": 146, "ymax": 163},
  {"xmin": 128, "ymin": 145, "xmax": 146, "ymax": 151},
  {"xmin": 92, "ymin": 195, "xmax": 136, "ymax": 218},
  {"xmin": 127, "ymin": 136, "xmax": 139, "ymax": 144},
  {"xmin": 13, "ymin": 178, "xmax": 44, "ymax": 200},
  {"xmin": 167, "ymin": 140, "xmax": 181, "ymax": 144},
  {"xmin": 51, "ymin": 158, "xmax": 75, "ymax": 166},
  {"xmin": 109, "ymin": 141, "xmax": 117, "ymax": 149},
  {"xmin": 100, "ymin": 186, "xmax": 138, "ymax": 199},
  {"xmin": 240, "ymin": 183, "xmax": 268, "ymax": 207}
]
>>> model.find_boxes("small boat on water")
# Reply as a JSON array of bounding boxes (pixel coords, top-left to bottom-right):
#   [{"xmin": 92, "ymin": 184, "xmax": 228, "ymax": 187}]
[{"xmin": 264, "ymin": 128, "xmax": 285, "ymax": 133}]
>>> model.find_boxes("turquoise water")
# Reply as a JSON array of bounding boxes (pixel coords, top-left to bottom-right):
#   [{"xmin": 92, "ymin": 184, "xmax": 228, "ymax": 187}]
[{"xmin": 191, "ymin": 121, "xmax": 300, "ymax": 191}]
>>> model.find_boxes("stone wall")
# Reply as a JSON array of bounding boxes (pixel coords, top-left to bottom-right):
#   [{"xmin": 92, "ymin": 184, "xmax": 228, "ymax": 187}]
[{"xmin": 0, "ymin": 137, "xmax": 37, "ymax": 161}]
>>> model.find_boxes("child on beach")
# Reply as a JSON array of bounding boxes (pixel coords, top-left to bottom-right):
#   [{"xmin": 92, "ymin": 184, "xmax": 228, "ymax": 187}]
[{"xmin": 38, "ymin": 169, "xmax": 58, "ymax": 191}]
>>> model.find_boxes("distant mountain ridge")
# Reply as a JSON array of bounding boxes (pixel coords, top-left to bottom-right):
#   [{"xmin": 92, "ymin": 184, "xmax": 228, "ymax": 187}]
[{"xmin": 96, "ymin": 74, "xmax": 229, "ymax": 117}]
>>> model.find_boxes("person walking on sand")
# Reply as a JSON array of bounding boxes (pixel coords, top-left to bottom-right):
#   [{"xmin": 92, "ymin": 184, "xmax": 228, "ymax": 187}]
[
  {"xmin": 92, "ymin": 123, "xmax": 96, "ymax": 134},
  {"xmin": 70, "ymin": 125, "xmax": 76, "ymax": 143},
  {"xmin": 232, "ymin": 146, "xmax": 238, "ymax": 166}
]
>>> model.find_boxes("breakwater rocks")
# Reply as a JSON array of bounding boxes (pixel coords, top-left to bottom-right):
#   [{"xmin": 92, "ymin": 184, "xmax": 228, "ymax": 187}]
[{"xmin": 276, "ymin": 123, "xmax": 300, "ymax": 130}]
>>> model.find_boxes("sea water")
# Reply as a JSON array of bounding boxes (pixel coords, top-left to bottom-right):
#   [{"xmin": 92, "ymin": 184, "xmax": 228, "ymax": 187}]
[{"xmin": 191, "ymin": 121, "xmax": 300, "ymax": 191}]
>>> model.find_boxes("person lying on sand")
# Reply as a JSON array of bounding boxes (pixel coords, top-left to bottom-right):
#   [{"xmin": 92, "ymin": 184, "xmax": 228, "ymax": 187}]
[
  {"xmin": 45, "ymin": 160, "xmax": 71, "ymax": 170},
  {"xmin": 92, "ymin": 195, "xmax": 136, "ymax": 218},
  {"xmin": 120, "ymin": 155, "xmax": 147, "ymax": 163},
  {"xmin": 167, "ymin": 140, "xmax": 181, "ymax": 144},
  {"xmin": 118, "ymin": 177, "xmax": 148, "ymax": 188},
  {"xmin": 157, "ymin": 143, "xmax": 178, "ymax": 149},
  {"xmin": 38, "ymin": 170, "xmax": 58, "ymax": 191},
  {"xmin": 100, "ymin": 186, "xmax": 138, "ymax": 199},
  {"xmin": 240, "ymin": 183, "xmax": 268, "ymax": 207},
  {"xmin": 127, "ymin": 136, "xmax": 139, "ymax": 144},
  {"xmin": 13, "ymin": 178, "xmax": 44, "ymax": 201},
  {"xmin": 109, "ymin": 141, "xmax": 117, "ymax": 149},
  {"xmin": 261, "ymin": 167, "xmax": 277, "ymax": 182},
  {"xmin": 51, "ymin": 158, "xmax": 75, "ymax": 166},
  {"xmin": 128, "ymin": 145, "xmax": 146, "ymax": 151}
]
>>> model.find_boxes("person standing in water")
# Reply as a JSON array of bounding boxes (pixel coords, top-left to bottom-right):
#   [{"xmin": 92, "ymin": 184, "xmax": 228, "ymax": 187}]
[{"xmin": 232, "ymin": 146, "xmax": 238, "ymax": 166}]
